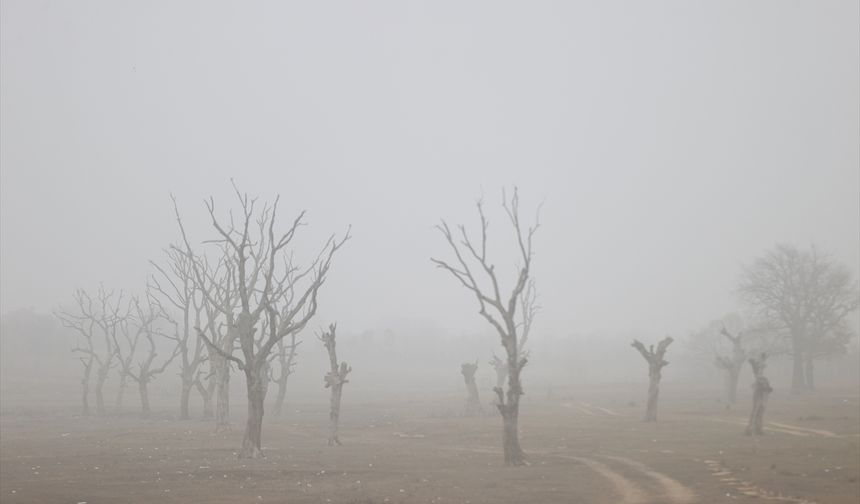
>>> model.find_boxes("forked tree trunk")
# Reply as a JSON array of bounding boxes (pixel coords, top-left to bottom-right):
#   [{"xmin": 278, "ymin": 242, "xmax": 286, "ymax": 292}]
[
  {"xmin": 631, "ymin": 337, "xmax": 673, "ymax": 423},
  {"xmin": 461, "ymin": 362, "xmax": 482, "ymax": 416},
  {"xmin": 745, "ymin": 353, "xmax": 772, "ymax": 436},
  {"xmin": 240, "ymin": 365, "xmax": 266, "ymax": 458},
  {"xmin": 194, "ymin": 373, "xmax": 215, "ymax": 419},
  {"xmin": 319, "ymin": 324, "xmax": 351, "ymax": 447}
]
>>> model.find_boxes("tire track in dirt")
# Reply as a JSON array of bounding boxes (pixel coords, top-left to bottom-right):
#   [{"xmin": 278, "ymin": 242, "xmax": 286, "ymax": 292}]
[
  {"xmin": 707, "ymin": 417, "xmax": 848, "ymax": 438},
  {"xmin": 553, "ymin": 454, "xmax": 647, "ymax": 504},
  {"xmin": 603, "ymin": 455, "xmax": 696, "ymax": 504},
  {"xmin": 439, "ymin": 444, "xmax": 697, "ymax": 503}
]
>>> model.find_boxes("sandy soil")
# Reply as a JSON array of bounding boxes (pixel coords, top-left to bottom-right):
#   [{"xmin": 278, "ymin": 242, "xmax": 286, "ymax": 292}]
[{"xmin": 1, "ymin": 387, "xmax": 858, "ymax": 503}]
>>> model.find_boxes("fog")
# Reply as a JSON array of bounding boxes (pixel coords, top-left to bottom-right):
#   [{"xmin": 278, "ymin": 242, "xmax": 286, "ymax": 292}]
[{"xmin": 1, "ymin": 1, "xmax": 858, "ymax": 503}]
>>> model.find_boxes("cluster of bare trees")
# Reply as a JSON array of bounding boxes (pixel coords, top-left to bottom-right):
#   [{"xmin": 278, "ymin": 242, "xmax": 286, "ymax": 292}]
[
  {"xmin": 54, "ymin": 184, "xmax": 858, "ymax": 467},
  {"xmin": 57, "ymin": 184, "xmax": 352, "ymax": 459}
]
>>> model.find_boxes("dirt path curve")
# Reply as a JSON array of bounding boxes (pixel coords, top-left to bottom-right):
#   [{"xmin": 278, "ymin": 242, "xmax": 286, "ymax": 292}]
[
  {"xmin": 604, "ymin": 455, "xmax": 696, "ymax": 504},
  {"xmin": 553, "ymin": 454, "xmax": 647, "ymax": 504}
]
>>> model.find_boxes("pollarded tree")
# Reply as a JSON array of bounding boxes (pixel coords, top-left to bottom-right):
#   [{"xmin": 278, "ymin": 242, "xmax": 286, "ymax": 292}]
[
  {"xmin": 56, "ymin": 286, "xmax": 126, "ymax": 416},
  {"xmin": 714, "ymin": 326, "xmax": 746, "ymax": 406},
  {"xmin": 176, "ymin": 185, "xmax": 350, "ymax": 458},
  {"xmin": 431, "ymin": 188, "xmax": 540, "ymax": 466},
  {"xmin": 631, "ymin": 336, "xmax": 673, "ymax": 422},
  {"xmin": 318, "ymin": 323, "xmax": 351, "ymax": 446},
  {"xmin": 745, "ymin": 353, "xmax": 772, "ymax": 436},
  {"xmin": 739, "ymin": 244, "xmax": 859, "ymax": 393},
  {"xmin": 460, "ymin": 360, "xmax": 482, "ymax": 416}
]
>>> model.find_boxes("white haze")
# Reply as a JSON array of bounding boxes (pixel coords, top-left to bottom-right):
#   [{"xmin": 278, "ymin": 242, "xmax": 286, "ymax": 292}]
[{"xmin": 1, "ymin": 1, "xmax": 858, "ymax": 355}]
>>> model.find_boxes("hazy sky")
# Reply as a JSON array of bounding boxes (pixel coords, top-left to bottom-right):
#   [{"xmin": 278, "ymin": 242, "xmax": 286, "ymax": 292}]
[{"xmin": 2, "ymin": 1, "xmax": 858, "ymax": 338}]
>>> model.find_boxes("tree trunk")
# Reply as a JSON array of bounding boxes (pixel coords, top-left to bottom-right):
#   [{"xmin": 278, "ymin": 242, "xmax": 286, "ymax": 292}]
[
  {"xmin": 790, "ymin": 330, "xmax": 807, "ymax": 393},
  {"xmin": 179, "ymin": 376, "xmax": 193, "ymax": 420},
  {"xmin": 329, "ymin": 384, "xmax": 343, "ymax": 446},
  {"xmin": 725, "ymin": 367, "xmax": 740, "ymax": 405},
  {"xmin": 240, "ymin": 366, "xmax": 265, "ymax": 459},
  {"xmin": 272, "ymin": 374, "xmax": 289, "ymax": 417},
  {"xmin": 499, "ymin": 365, "xmax": 525, "ymax": 465},
  {"xmin": 95, "ymin": 366, "xmax": 109, "ymax": 416},
  {"xmin": 81, "ymin": 359, "xmax": 94, "ymax": 416},
  {"xmin": 745, "ymin": 376, "xmax": 773, "ymax": 436},
  {"xmin": 461, "ymin": 362, "xmax": 482, "ymax": 416},
  {"xmin": 804, "ymin": 355, "xmax": 815, "ymax": 391},
  {"xmin": 138, "ymin": 379, "xmax": 151, "ymax": 418},
  {"xmin": 214, "ymin": 357, "xmax": 231, "ymax": 432},
  {"xmin": 115, "ymin": 373, "xmax": 127, "ymax": 412},
  {"xmin": 195, "ymin": 375, "xmax": 214, "ymax": 419},
  {"xmin": 643, "ymin": 361, "xmax": 663, "ymax": 422}
]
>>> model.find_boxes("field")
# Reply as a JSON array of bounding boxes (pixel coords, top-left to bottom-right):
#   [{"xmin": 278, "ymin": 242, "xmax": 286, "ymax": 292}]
[{"xmin": 1, "ymin": 386, "xmax": 858, "ymax": 504}]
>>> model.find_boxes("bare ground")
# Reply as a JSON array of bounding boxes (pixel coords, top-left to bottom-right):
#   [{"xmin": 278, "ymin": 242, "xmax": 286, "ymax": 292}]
[{"xmin": 1, "ymin": 387, "xmax": 858, "ymax": 504}]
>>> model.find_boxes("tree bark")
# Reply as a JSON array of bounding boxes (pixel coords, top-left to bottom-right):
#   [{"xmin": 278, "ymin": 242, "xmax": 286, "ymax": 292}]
[
  {"xmin": 80, "ymin": 358, "xmax": 94, "ymax": 416},
  {"xmin": 95, "ymin": 365, "xmax": 109, "ymax": 416},
  {"xmin": 745, "ymin": 353, "xmax": 772, "ymax": 436},
  {"xmin": 272, "ymin": 373, "xmax": 289, "ymax": 417},
  {"xmin": 328, "ymin": 382, "xmax": 344, "ymax": 446},
  {"xmin": 496, "ymin": 362, "xmax": 525, "ymax": 465},
  {"xmin": 214, "ymin": 356, "xmax": 231, "ymax": 432},
  {"xmin": 115, "ymin": 373, "xmax": 127, "ymax": 412},
  {"xmin": 725, "ymin": 367, "xmax": 740, "ymax": 405},
  {"xmin": 240, "ymin": 366, "xmax": 265, "ymax": 458},
  {"xmin": 138, "ymin": 379, "xmax": 151, "ymax": 418},
  {"xmin": 461, "ymin": 362, "xmax": 482, "ymax": 416},
  {"xmin": 804, "ymin": 354, "xmax": 815, "ymax": 391},
  {"xmin": 194, "ymin": 373, "xmax": 215, "ymax": 419},
  {"xmin": 645, "ymin": 370, "xmax": 660, "ymax": 422},
  {"xmin": 179, "ymin": 376, "xmax": 193, "ymax": 420}
]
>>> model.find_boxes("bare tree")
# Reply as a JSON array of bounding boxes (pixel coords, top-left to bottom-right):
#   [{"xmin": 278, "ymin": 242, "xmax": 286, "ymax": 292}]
[
  {"xmin": 175, "ymin": 185, "xmax": 350, "ymax": 458},
  {"xmin": 460, "ymin": 360, "xmax": 482, "ymax": 416},
  {"xmin": 488, "ymin": 354, "xmax": 508, "ymax": 406},
  {"xmin": 56, "ymin": 286, "xmax": 125, "ymax": 416},
  {"xmin": 745, "ymin": 353, "xmax": 772, "ymax": 436},
  {"xmin": 113, "ymin": 302, "xmax": 140, "ymax": 413},
  {"xmin": 150, "ymin": 246, "xmax": 209, "ymax": 420},
  {"xmin": 715, "ymin": 326, "xmax": 746, "ymax": 406},
  {"xmin": 121, "ymin": 296, "xmax": 179, "ymax": 417},
  {"xmin": 739, "ymin": 244, "xmax": 859, "ymax": 393},
  {"xmin": 318, "ymin": 323, "xmax": 351, "ymax": 446},
  {"xmin": 431, "ymin": 188, "xmax": 540, "ymax": 466},
  {"xmin": 631, "ymin": 336, "xmax": 673, "ymax": 422},
  {"xmin": 270, "ymin": 331, "xmax": 300, "ymax": 417}
]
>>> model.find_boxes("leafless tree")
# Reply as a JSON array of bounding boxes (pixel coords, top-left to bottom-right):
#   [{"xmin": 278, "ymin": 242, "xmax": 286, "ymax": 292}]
[
  {"xmin": 488, "ymin": 354, "xmax": 508, "ymax": 406},
  {"xmin": 715, "ymin": 326, "xmax": 746, "ymax": 406},
  {"xmin": 431, "ymin": 188, "xmax": 540, "ymax": 466},
  {"xmin": 149, "ymin": 246, "xmax": 209, "ymax": 420},
  {"xmin": 56, "ymin": 286, "xmax": 125, "ymax": 416},
  {"xmin": 739, "ymin": 244, "xmax": 859, "ymax": 393},
  {"xmin": 175, "ymin": 185, "xmax": 350, "ymax": 458},
  {"xmin": 745, "ymin": 353, "xmax": 772, "ymax": 436},
  {"xmin": 112, "ymin": 302, "xmax": 140, "ymax": 413},
  {"xmin": 319, "ymin": 323, "xmax": 351, "ymax": 446},
  {"xmin": 631, "ymin": 336, "xmax": 673, "ymax": 422},
  {"xmin": 270, "ymin": 332, "xmax": 300, "ymax": 417},
  {"xmin": 120, "ymin": 296, "xmax": 179, "ymax": 417},
  {"xmin": 460, "ymin": 360, "xmax": 482, "ymax": 416}
]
